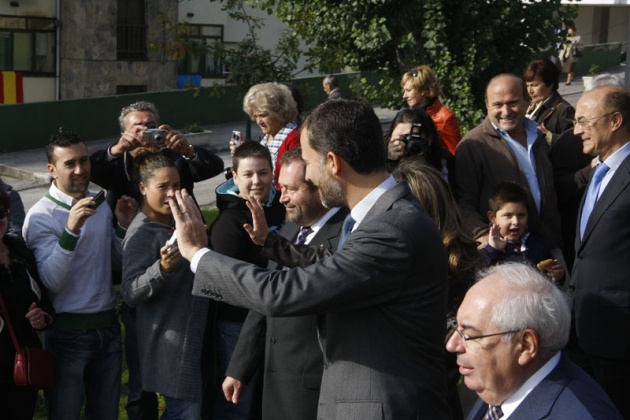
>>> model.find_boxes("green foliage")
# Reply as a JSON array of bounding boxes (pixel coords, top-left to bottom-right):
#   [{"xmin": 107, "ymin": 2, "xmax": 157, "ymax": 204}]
[
  {"xmin": 184, "ymin": 123, "xmax": 205, "ymax": 133},
  {"xmin": 266, "ymin": 0, "xmax": 578, "ymax": 133}
]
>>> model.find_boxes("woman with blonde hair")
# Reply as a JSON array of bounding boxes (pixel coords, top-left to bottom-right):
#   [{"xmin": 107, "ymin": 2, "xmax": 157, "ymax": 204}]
[
  {"xmin": 394, "ymin": 157, "xmax": 480, "ymax": 420},
  {"xmin": 237, "ymin": 82, "xmax": 300, "ymax": 188},
  {"xmin": 400, "ymin": 65, "xmax": 461, "ymax": 155}
]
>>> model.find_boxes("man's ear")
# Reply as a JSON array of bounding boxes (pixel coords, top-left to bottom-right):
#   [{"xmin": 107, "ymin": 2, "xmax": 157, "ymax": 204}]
[
  {"xmin": 47, "ymin": 163, "xmax": 57, "ymax": 179},
  {"xmin": 517, "ymin": 329, "xmax": 539, "ymax": 366},
  {"xmin": 610, "ymin": 112, "xmax": 623, "ymax": 132},
  {"xmin": 327, "ymin": 151, "xmax": 342, "ymax": 176}
]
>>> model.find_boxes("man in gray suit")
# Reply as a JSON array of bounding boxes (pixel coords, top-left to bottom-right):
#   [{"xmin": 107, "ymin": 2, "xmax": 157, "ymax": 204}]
[
  {"xmin": 323, "ymin": 74, "xmax": 345, "ymax": 99},
  {"xmin": 223, "ymin": 147, "xmax": 348, "ymax": 420},
  {"xmin": 170, "ymin": 98, "xmax": 450, "ymax": 419}
]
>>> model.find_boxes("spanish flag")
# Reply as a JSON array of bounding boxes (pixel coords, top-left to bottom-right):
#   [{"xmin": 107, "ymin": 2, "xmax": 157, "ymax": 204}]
[{"xmin": 0, "ymin": 71, "xmax": 24, "ymax": 104}]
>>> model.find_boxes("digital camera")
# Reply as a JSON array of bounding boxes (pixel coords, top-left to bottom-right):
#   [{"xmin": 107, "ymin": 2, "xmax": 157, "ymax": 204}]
[
  {"xmin": 400, "ymin": 123, "xmax": 429, "ymax": 157},
  {"xmin": 143, "ymin": 129, "xmax": 168, "ymax": 144}
]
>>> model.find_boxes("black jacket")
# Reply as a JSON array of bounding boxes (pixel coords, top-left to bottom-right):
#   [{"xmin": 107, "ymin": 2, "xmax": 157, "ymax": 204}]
[{"xmin": 209, "ymin": 179, "xmax": 285, "ymax": 322}]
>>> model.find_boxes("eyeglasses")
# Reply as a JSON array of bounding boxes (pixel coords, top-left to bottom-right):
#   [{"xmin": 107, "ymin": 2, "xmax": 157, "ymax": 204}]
[
  {"xmin": 573, "ymin": 112, "xmax": 615, "ymax": 129},
  {"xmin": 449, "ymin": 319, "xmax": 520, "ymax": 349},
  {"xmin": 0, "ymin": 209, "xmax": 8, "ymax": 219}
]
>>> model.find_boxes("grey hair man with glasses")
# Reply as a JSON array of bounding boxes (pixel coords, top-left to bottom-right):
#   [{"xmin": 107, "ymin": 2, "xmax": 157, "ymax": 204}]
[
  {"xmin": 567, "ymin": 85, "xmax": 630, "ymax": 418},
  {"xmin": 447, "ymin": 262, "xmax": 621, "ymax": 420}
]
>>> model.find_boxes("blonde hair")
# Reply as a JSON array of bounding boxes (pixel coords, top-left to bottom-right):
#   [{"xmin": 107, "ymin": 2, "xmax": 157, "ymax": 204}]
[
  {"xmin": 400, "ymin": 65, "xmax": 441, "ymax": 99},
  {"xmin": 243, "ymin": 82, "xmax": 298, "ymax": 124},
  {"xmin": 394, "ymin": 157, "xmax": 480, "ymax": 279}
]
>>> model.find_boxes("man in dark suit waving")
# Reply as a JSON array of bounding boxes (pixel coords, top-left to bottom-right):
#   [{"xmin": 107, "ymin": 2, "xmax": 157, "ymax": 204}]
[
  {"xmin": 447, "ymin": 263, "xmax": 621, "ymax": 420},
  {"xmin": 568, "ymin": 85, "xmax": 630, "ymax": 418},
  {"xmin": 170, "ymin": 98, "xmax": 450, "ymax": 419},
  {"xmin": 223, "ymin": 147, "xmax": 348, "ymax": 420}
]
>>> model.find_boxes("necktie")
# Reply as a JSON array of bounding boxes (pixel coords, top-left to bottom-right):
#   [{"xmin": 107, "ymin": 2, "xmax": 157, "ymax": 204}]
[
  {"xmin": 296, "ymin": 226, "xmax": 313, "ymax": 246},
  {"xmin": 338, "ymin": 215, "xmax": 356, "ymax": 250},
  {"xmin": 580, "ymin": 162, "xmax": 610, "ymax": 239},
  {"xmin": 485, "ymin": 404, "xmax": 503, "ymax": 420}
]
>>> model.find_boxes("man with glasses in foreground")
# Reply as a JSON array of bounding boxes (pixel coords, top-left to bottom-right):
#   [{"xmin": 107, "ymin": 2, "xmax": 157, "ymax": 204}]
[
  {"xmin": 567, "ymin": 85, "xmax": 630, "ymax": 418},
  {"xmin": 447, "ymin": 263, "xmax": 621, "ymax": 419}
]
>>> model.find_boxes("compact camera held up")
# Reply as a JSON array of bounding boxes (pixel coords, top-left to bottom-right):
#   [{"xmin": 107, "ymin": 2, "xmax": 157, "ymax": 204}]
[
  {"xmin": 143, "ymin": 129, "xmax": 168, "ymax": 144},
  {"xmin": 400, "ymin": 123, "xmax": 429, "ymax": 157}
]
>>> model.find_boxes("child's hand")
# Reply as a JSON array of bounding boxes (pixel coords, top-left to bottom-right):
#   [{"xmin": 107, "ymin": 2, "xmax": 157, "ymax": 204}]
[{"xmin": 488, "ymin": 223, "xmax": 506, "ymax": 251}]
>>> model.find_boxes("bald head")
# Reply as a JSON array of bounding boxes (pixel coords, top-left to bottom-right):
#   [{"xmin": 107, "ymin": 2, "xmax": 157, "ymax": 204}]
[{"xmin": 485, "ymin": 74, "xmax": 529, "ymax": 137}]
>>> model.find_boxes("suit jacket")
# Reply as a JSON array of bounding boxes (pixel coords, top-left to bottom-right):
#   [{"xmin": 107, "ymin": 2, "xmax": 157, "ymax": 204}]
[
  {"xmin": 455, "ymin": 117, "xmax": 562, "ymax": 248},
  {"xmin": 226, "ymin": 208, "xmax": 348, "ymax": 420},
  {"xmin": 467, "ymin": 354, "xmax": 622, "ymax": 420},
  {"xmin": 193, "ymin": 181, "xmax": 450, "ymax": 419},
  {"xmin": 327, "ymin": 88, "xmax": 345, "ymax": 100},
  {"xmin": 570, "ymin": 152, "xmax": 630, "ymax": 361}
]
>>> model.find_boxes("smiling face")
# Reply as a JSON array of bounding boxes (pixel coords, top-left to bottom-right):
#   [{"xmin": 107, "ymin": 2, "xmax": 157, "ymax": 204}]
[
  {"xmin": 233, "ymin": 157, "xmax": 273, "ymax": 202},
  {"xmin": 488, "ymin": 201, "xmax": 528, "ymax": 242},
  {"xmin": 526, "ymin": 77, "xmax": 553, "ymax": 105},
  {"xmin": 300, "ymin": 129, "xmax": 346, "ymax": 209},
  {"xmin": 139, "ymin": 167, "xmax": 181, "ymax": 225},
  {"xmin": 278, "ymin": 160, "xmax": 327, "ymax": 226},
  {"xmin": 574, "ymin": 89, "xmax": 619, "ymax": 161},
  {"xmin": 445, "ymin": 275, "xmax": 523, "ymax": 406},
  {"xmin": 402, "ymin": 81, "xmax": 426, "ymax": 109},
  {"xmin": 486, "ymin": 76, "xmax": 529, "ymax": 137},
  {"xmin": 47, "ymin": 143, "xmax": 91, "ymax": 199}
]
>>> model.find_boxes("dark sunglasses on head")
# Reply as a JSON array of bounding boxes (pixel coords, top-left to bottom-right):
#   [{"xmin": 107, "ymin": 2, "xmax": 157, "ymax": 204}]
[
  {"xmin": 0, "ymin": 209, "xmax": 8, "ymax": 219},
  {"xmin": 410, "ymin": 68, "xmax": 419, "ymax": 78}
]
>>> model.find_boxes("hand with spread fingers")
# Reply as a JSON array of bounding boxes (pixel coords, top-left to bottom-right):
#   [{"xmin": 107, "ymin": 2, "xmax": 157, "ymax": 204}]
[
  {"xmin": 169, "ymin": 189, "xmax": 208, "ymax": 261},
  {"xmin": 243, "ymin": 196, "xmax": 269, "ymax": 246}
]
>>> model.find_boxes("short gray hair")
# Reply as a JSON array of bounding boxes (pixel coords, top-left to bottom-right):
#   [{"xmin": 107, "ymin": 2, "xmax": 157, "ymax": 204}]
[
  {"xmin": 478, "ymin": 262, "xmax": 570, "ymax": 359},
  {"xmin": 323, "ymin": 74, "xmax": 339, "ymax": 88},
  {"xmin": 118, "ymin": 101, "xmax": 160, "ymax": 132},
  {"xmin": 586, "ymin": 73, "xmax": 625, "ymax": 92}
]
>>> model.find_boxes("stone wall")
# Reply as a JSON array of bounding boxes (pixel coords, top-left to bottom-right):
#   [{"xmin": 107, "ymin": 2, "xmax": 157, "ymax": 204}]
[{"xmin": 59, "ymin": 0, "xmax": 178, "ymax": 99}]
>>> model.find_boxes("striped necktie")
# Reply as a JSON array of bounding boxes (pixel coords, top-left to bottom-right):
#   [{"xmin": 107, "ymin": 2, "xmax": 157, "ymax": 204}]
[
  {"xmin": 485, "ymin": 404, "xmax": 503, "ymax": 420},
  {"xmin": 296, "ymin": 226, "xmax": 313, "ymax": 245}
]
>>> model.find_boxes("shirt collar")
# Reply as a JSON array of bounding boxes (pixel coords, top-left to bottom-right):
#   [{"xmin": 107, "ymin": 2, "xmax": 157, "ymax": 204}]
[
  {"xmin": 600, "ymin": 140, "xmax": 630, "ymax": 172},
  {"xmin": 500, "ymin": 351, "xmax": 561, "ymax": 418},
  {"xmin": 47, "ymin": 182, "xmax": 87, "ymax": 208},
  {"xmin": 309, "ymin": 207, "xmax": 341, "ymax": 234},
  {"xmin": 491, "ymin": 118, "xmax": 539, "ymax": 148},
  {"xmin": 349, "ymin": 175, "xmax": 397, "ymax": 231}
]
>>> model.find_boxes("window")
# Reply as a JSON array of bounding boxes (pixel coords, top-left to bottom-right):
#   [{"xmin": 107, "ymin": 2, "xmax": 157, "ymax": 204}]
[
  {"xmin": 177, "ymin": 24, "xmax": 224, "ymax": 78},
  {"xmin": 117, "ymin": 0, "xmax": 146, "ymax": 60},
  {"xmin": 116, "ymin": 85, "xmax": 147, "ymax": 94},
  {"xmin": 0, "ymin": 15, "xmax": 55, "ymax": 75}
]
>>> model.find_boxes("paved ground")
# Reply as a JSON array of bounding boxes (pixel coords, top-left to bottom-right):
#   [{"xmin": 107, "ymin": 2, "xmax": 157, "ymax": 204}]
[{"xmin": 0, "ymin": 107, "xmax": 398, "ymax": 212}]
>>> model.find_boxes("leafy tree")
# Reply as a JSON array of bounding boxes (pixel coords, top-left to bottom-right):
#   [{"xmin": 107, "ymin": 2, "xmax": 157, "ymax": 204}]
[{"xmin": 262, "ymin": 0, "xmax": 577, "ymax": 132}]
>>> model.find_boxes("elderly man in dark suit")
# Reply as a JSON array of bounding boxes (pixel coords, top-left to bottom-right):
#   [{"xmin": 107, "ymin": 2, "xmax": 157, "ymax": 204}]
[
  {"xmin": 568, "ymin": 85, "xmax": 630, "ymax": 418},
  {"xmin": 322, "ymin": 75, "xmax": 345, "ymax": 100},
  {"xmin": 222, "ymin": 147, "xmax": 348, "ymax": 420},
  {"xmin": 447, "ymin": 263, "xmax": 621, "ymax": 420},
  {"xmin": 169, "ymin": 98, "xmax": 450, "ymax": 419}
]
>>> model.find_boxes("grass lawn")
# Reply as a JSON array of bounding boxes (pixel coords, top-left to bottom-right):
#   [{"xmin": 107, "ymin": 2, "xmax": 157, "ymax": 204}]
[{"xmin": 33, "ymin": 208, "xmax": 219, "ymax": 419}]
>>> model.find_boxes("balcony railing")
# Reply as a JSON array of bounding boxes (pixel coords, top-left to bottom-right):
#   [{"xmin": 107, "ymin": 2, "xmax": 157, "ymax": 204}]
[{"xmin": 117, "ymin": 24, "xmax": 147, "ymax": 60}]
